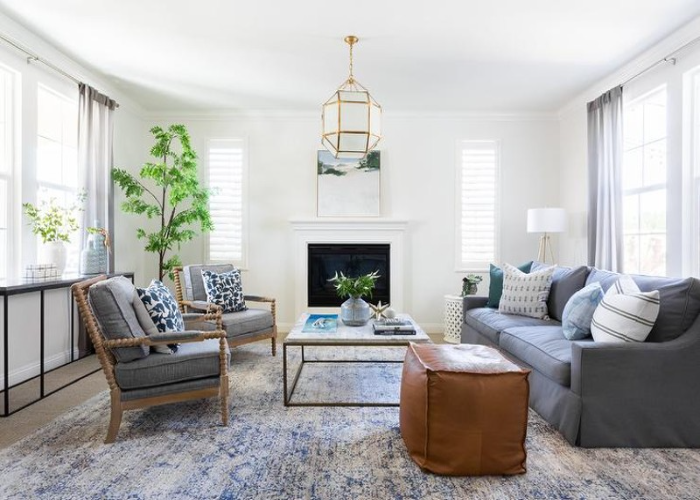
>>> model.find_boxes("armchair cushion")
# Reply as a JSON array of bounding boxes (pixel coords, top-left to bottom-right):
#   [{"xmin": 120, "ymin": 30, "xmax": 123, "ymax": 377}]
[
  {"xmin": 182, "ymin": 264, "xmax": 234, "ymax": 302},
  {"xmin": 88, "ymin": 276, "xmax": 150, "ymax": 363},
  {"xmin": 195, "ymin": 308, "xmax": 274, "ymax": 339},
  {"xmin": 202, "ymin": 269, "xmax": 247, "ymax": 313},
  {"xmin": 221, "ymin": 309, "xmax": 274, "ymax": 337},
  {"xmin": 114, "ymin": 338, "xmax": 229, "ymax": 390}
]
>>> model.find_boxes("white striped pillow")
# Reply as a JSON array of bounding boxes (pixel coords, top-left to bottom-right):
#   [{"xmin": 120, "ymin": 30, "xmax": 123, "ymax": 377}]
[{"xmin": 590, "ymin": 275, "xmax": 660, "ymax": 343}]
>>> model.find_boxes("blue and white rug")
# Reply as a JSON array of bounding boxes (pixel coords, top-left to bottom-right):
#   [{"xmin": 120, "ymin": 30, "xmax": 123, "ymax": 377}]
[{"xmin": 1, "ymin": 343, "xmax": 699, "ymax": 499}]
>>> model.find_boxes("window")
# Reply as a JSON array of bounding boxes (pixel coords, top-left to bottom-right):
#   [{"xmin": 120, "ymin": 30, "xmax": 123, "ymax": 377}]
[
  {"xmin": 207, "ymin": 139, "xmax": 246, "ymax": 266},
  {"xmin": 622, "ymin": 86, "xmax": 667, "ymax": 275},
  {"xmin": 456, "ymin": 140, "xmax": 499, "ymax": 270},
  {"xmin": 0, "ymin": 65, "xmax": 16, "ymax": 280},
  {"xmin": 36, "ymin": 84, "xmax": 79, "ymax": 272},
  {"xmin": 689, "ymin": 69, "xmax": 700, "ymax": 276}
]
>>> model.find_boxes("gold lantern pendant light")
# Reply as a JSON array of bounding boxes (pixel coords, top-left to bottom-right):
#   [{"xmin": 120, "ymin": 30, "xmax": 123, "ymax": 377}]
[{"xmin": 321, "ymin": 35, "xmax": 382, "ymax": 159}]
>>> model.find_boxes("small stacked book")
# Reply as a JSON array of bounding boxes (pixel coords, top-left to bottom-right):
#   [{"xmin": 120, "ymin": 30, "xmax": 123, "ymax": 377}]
[{"xmin": 373, "ymin": 318, "xmax": 416, "ymax": 335}]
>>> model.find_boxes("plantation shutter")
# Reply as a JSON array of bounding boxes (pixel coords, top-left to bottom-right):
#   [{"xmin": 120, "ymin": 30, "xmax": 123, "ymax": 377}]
[
  {"xmin": 208, "ymin": 139, "xmax": 246, "ymax": 264},
  {"xmin": 458, "ymin": 140, "xmax": 499, "ymax": 269}
]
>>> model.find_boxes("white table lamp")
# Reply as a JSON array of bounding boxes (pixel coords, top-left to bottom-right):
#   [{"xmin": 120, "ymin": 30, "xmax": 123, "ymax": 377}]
[{"xmin": 527, "ymin": 208, "xmax": 567, "ymax": 263}]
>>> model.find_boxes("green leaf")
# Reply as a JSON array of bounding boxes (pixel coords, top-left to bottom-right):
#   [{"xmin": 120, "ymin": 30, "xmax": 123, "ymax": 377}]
[{"xmin": 112, "ymin": 124, "xmax": 213, "ymax": 280}]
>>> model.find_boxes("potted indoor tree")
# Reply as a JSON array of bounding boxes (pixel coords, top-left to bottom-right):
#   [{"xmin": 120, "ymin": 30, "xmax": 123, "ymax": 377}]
[
  {"xmin": 23, "ymin": 192, "xmax": 85, "ymax": 274},
  {"xmin": 328, "ymin": 270, "xmax": 380, "ymax": 326},
  {"xmin": 112, "ymin": 124, "xmax": 213, "ymax": 280}
]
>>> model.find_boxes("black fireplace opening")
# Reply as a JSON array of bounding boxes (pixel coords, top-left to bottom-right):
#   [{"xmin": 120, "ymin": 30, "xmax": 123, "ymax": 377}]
[{"xmin": 308, "ymin": 243, "xmax": 390, "ymax": 307}]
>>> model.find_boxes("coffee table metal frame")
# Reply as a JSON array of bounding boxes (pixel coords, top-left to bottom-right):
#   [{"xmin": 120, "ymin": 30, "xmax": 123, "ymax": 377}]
[{"xmin": 282, "ymin": 314, "xmax": 430, "ymax": 407}]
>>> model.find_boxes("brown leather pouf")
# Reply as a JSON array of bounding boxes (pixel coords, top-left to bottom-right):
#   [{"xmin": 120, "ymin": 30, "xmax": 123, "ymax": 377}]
[{"xmin": 400, "ymin": 343, "xmax": 530, "ymax": 476}]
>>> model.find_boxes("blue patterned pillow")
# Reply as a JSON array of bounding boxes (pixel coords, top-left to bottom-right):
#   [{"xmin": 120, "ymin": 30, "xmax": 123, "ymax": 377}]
[
  {"xmin": 136, "ymin": 280, "xmax": 185, "ymax": 333},
  {"xmin": 202, "ymin": 269, "xmax": 247, "ymax": 313},
  {"xmin": 562, "ymin": 282, "xmax": 604, "ymax": 340}
]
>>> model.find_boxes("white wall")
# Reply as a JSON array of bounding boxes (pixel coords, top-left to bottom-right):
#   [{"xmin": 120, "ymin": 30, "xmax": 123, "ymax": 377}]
[
  {"xmin": 143, "ymin": 113, "xmax": 560, "ymax": 331},
  {"xmin": 112, "ymin": 111, "xmax": 148, "ymax": 283}
]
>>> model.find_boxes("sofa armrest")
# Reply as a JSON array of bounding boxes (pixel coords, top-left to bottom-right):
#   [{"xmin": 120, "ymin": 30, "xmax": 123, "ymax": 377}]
[
  {"xmin": 462, "ymin": 296, "xmax": 488, "ymax": 311},
  {"xmin": 569, "ymin": 330, "xmax": 700, "ymax": 446},
  {"xmin": 570, "ymin": 335, "xmax": 699, "ymax": 396},
  {"xmin": 462, "ymin": 296, "xmax": 488, "ymax": 322}
]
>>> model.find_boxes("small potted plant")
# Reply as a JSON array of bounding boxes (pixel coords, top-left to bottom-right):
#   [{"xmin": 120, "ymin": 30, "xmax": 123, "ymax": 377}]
[
  {"xmin": 462, "ymin": 274, "xmax": 483, "ymax": 296},
  {"xmin": 328, "ymin": 270, "xmax": 380, "ymax": 326},
  {"xmin": 23, "ymin": 192, "xmax": 85, "ymax": 274}
]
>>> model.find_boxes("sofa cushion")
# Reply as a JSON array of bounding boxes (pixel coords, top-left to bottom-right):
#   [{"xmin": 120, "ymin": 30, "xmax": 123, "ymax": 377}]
[
  {"xmin": 88, "ymin": 276, "xmax": 150, "ymax": 363},
  {"xmin": 562, "ymin": 282, "xmax": 604, "ymax": 340},
  {"xmin": 486, "ymin": 261, "xmax": 532, "ymax": 308},
  {"xmin": 499, "ymin": 326, "xmax": 585, "ymax": 387},
  {"xmin": 532, "ymin": 263, "xmax": 590, "ymax": 322},
  {"xmin": 114, "ymin": 338, "xmax": 229, "ymax": 390},
  {"xmin": 591, "ymin": 276, "xmax": 660, "ymax": 343},
  {"xmin": 586, "ymin": 269, "xmax": 700, "ymax": 342},
  {"xmin": 499, "ymin": 263, "xmax": 555, "ymax": 319},
  {"xmin": 464, "ymin": 308, "xmax": 557, "ymax": 345}
]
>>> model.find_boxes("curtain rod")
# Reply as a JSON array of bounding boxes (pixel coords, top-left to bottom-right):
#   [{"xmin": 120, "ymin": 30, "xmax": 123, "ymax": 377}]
[
  {"xmin": 0, "ymin": 32, "xmax": 80, "ymax": 84},
  {"xmin": 621, "ymin": 33, "xmax": 700, "ymax": 87}
]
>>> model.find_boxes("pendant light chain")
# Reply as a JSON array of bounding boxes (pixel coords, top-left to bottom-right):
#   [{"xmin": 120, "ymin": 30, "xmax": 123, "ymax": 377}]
[{"xmin": 348, "ymin": 41, "xmax": 354, "ymax": 82}]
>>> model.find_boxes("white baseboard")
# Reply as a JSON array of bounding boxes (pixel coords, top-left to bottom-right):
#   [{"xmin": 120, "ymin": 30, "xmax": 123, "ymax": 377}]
[
  {"xmin": 420, "ymin": 323, "xmax": 444, "ymax": 335},
  {"xmin": 0, "ymin": 348, "xmax": 78, "ymax": 387}
]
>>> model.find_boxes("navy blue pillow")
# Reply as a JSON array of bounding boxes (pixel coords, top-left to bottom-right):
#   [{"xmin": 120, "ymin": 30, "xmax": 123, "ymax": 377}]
[
  {"xmin": 136, "ymin": 280, "xmax": 185, "ymax": 332},
  {"xmin": 202, "ymin": 269, "xmax": 247, "ymax": 313}
]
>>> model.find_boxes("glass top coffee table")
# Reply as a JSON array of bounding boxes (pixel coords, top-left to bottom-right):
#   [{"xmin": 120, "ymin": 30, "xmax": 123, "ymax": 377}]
[{"xmin": 283, "ymin": 313, "xmax": 431, "ymax": 407}]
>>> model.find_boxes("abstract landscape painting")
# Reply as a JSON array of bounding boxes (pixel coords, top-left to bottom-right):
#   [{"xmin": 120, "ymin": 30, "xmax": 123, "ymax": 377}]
[{"xmin": 317, "ymin": 150, "xmax": 380, "ymax": 217}]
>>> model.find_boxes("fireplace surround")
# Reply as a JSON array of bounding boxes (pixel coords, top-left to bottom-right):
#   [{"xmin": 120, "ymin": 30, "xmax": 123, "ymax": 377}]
[{"xmin": 291, "ymin": 219, "xmax": 408, "ymax": 318}]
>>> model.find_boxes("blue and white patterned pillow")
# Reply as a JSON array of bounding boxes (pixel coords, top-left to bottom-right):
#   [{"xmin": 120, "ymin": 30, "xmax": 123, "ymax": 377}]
[
  {"xmin": 202, "ymin": 268, "xmax": 247, "ymax": 313},
  {"xmin": 136, "ymin": 280, "xmax": 185, "ymax": 333},
  {"xmin": 561, "ymin": 282, "xmax": 604, "ymax": 340}
]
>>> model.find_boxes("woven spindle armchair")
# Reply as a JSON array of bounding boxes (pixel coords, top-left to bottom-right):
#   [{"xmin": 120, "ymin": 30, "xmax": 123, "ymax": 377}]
[
  {"xmin": 174, "ymin": 264, "xmax": 277, "ymax": 355},
  {"xmin": 72, "ymin": 275, "xmax": 230, "ymax": 444}
]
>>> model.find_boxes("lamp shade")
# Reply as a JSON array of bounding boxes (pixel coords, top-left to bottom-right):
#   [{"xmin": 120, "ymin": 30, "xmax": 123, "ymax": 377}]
[{"xmin": 527, "ymin": 208, "xmax": 567, "ymax": 233}]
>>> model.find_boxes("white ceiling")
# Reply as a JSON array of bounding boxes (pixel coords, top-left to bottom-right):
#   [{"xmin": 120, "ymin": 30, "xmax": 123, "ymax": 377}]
[{"xmin": 0, "ymin": 0, "xmax": 699, "ymax": 113}]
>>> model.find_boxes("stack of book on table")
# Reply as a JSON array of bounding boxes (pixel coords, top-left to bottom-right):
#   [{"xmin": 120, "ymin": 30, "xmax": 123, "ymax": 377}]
[{"xmin": 373, "ymin": 318, "xmax": 416, "ymax": 335}]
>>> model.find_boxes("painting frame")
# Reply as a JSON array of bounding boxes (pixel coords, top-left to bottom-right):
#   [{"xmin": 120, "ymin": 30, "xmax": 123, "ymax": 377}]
[{"xmin": 316, "ymin": 150, "xmax": 381, "ymax": 217}]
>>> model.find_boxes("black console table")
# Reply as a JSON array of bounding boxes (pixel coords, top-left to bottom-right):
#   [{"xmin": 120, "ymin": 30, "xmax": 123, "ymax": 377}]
[{"xmin": 0, "ymin": 272, "xmax": 134, "ymax": 416}]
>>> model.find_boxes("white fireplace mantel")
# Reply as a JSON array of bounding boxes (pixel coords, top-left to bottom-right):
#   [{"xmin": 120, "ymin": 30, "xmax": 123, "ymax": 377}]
[{"xmin": 290, "ymin": 219, "xmax": 409, "ymax": 318}]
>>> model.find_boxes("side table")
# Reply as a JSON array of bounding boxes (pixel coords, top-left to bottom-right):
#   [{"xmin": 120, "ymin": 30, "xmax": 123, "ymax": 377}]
[{"xmin": 443, "ymin": 294, "xmax": 463, "ymax": 344}]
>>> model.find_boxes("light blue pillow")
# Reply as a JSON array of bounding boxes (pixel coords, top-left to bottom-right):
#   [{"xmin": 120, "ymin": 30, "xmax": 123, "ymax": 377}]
[{"xmin": 562, "ymin": 282, "xmax": 604, "ymax": 340}]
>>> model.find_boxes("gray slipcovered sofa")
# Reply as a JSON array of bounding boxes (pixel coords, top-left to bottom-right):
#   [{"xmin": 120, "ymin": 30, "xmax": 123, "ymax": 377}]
[{"xmin": 461, "ymin": 263, "xmax": 700, "ymax": 448}]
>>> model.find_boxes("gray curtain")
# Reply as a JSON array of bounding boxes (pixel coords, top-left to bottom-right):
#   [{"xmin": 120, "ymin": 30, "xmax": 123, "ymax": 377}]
[
  {"xmin": 587, "ymin": 86, "xmax": 623, "ymax": 272},
  {"xmin": 78, "ymin": 83, "xmax": 118, "ymax": 272}
]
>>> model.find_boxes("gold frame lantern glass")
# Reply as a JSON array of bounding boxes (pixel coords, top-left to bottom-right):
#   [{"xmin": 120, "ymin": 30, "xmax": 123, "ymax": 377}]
[{"xmin": 321, "ymin": 36, "xmax": 382, "ymax": 159}]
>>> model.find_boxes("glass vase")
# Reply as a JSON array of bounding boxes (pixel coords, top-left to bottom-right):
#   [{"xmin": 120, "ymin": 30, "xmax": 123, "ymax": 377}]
[{"xmin": 340, "ymin": 296, "xmax": 371, "ymax": 326}]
